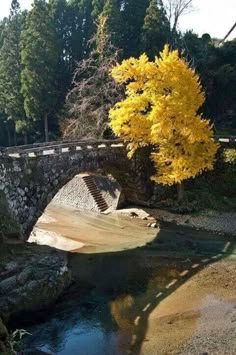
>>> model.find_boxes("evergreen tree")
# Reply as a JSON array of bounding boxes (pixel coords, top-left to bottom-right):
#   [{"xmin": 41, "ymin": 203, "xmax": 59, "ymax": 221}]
[
  {"xmin": 121, "ymin": 0, "xmax": 149, "ymax": 57},
  {"xmin": 0, "ymin": 0, "xmax": 27, "ymax": 145},
  {"xmin": 0, "ymin": 18, "xmax": 8, "ymax": 49},
  {"xmin": 102, "ymin": 0, "xmax": 122, "ymax": 48},
  {"xmin": 82, "ymin": 0, "xmax": 95, "ymax": 56},
  {"xmin": 92, "ymin": 0, "xmax": 105, "ymax": 17},
  {"xmin": 68, "ymin": 0, "xmax": 94, "ymax": 62},
  {"xmin": 21, "ymin": 0, "xmax": 58, "ymax": 142},
  {"xmin": 49, "ymin": 0, "xmax": 71, "ymax": 127},
  {"xmin": 67, "ymin": 0, "xmax": 84, "ymax": 70},
  {"xmin": 0, "ymin": 19, "xmax": 9, "ymax": 145},
  {"xmin": 49, "ymin": 0, "xmax": 70, "ymax": 70},
  {"xmin": 141, "ymin": 0, "xmax": 170, "ymax": 58}
]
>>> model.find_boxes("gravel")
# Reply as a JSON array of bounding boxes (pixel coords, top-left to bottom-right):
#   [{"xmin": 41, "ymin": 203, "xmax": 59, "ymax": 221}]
[{"xmin": 150, "ymin": 209, "xmax": 236, "ymax": 236}]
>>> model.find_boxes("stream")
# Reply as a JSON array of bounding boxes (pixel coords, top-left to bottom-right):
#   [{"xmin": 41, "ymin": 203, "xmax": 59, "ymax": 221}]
[{"xmin": 11, "ymin": 205, "xmax": 236, "ymax": 354}]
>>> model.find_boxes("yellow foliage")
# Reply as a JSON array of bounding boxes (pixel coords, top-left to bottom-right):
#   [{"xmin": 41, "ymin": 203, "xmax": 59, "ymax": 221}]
[
  {"xmin": 224, "ymin": 148, "xmax": 236, "ymax": 164},
  {"xmin": 109, "ymin": 45, "xmax": 219, "ymax": 185}
]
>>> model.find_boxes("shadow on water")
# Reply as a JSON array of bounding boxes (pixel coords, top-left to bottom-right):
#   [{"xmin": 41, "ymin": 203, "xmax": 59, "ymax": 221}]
[{"xmin": 19, "ymin": 222, "xmax": 236, "ymax": 355}]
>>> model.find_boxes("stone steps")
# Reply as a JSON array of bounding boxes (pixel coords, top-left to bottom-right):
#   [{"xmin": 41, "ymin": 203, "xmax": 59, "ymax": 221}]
[{"xmin": 83, "ymin": 176, "xmax": 109, "ymax": 212}]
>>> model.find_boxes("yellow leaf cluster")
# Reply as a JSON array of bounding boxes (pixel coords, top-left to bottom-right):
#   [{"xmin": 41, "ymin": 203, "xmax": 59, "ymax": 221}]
[
  {"xmin": 223, "ymin": 148, "xmax": 236, "ymax": 165},
  {"xmin": 109, "ymin": 45, "xmax": 219, "ymax": 185}
]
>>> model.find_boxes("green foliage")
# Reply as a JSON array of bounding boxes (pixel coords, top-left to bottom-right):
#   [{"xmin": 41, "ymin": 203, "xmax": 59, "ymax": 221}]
[
  {"xmin": 92, "ymin": 0, "xmax": 105, "ymax": 17},
  {"xmin": 156, "ymin": 161, "xmax": 236, "ymax": 213},
  {"xmin": 182, "ymin": 33, "xmax": 236, "ymax": 130},
  {"xmin": 48, "ymin": 0, "xmax": 72, "ymax": 122},
  {"xmin": 187, "ymin": 166, "xmax": 236, "ymax": 211},
  {"xmin": 66, "ymin": 0, "xmax": 82, "ymax": 61},
  {"xmin": 141, "ymin": 0, "xmax": 170, "ymax": 59},
  {"xmin": 0, "ymin": 0, "xmax": 27, "ymax": 141},
  {"xmin": 121, "ymin": 0, "xmax": 149, "ymax": 57},
  {"xmin": 102, "ymin": 0, "xmax": 122, "ymax": 47},
  {"xmin": 21, "ymin": 0, "xmax": 58, "ymax": 141},
  {"xmin": 183, "ymin": 148, "xmax": 236, "ymax": 211},
  {"xmin": 223, "ymin": 149, "xmax": 236, "ymax": 165}
]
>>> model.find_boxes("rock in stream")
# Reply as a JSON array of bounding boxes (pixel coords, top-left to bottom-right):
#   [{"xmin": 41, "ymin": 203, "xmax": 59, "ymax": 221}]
[{"xmin": 0, "ymin": 239, "xmax": 72, "ymax": 323}]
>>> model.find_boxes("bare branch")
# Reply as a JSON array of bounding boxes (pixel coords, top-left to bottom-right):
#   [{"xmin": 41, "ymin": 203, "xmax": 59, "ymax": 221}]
[
  {"xmin": 163, "ymin": 0, "xmax": 194, "ymax": 32},
  {"xmin": 61, "ymin": 19, "xmax": 123, "ymax": 140}
]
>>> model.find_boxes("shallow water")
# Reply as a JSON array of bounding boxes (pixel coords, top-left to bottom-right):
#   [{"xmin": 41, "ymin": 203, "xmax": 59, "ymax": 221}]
[
  {"xmin": 22, "ymin": 251, "xmax": 188, "ymax": 355},
  {"xmin": 20, "ymin": 206, "xmax": 236, "ymax": 354}
]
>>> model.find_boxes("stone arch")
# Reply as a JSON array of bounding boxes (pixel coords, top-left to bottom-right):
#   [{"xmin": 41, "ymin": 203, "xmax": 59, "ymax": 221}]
[{"xmin": 0, "ymin": 140, "xmax": 153, "ymax": 239}]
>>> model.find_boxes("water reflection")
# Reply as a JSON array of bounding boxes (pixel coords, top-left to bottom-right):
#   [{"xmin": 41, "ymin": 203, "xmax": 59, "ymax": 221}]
[{"xmin": 111, "ymin": 294, "xmax": 135, "ymax": 329}]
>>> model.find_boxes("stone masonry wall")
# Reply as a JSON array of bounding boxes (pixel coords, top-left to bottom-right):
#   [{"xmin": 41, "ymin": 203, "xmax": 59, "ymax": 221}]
[
  {"xmin": 93, "ymin": 174, "xmax": 122, "ymax": 210},
  {"xmin": 52, "ymin": 175, "xmax": 98, "ymax": 212},
  {"xmin": 52, "ymin": 174, "xmax": 122, "ymax": 212}
]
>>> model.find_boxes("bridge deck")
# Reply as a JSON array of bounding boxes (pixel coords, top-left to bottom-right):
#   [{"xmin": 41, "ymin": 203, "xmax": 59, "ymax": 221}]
[
  {"xmin": 0, "ymin": 136, "xmax": 235, "ymax": 158},
  {"xmin": 0, "ymin": 139, "xmax": 125, "ymax": 158}
]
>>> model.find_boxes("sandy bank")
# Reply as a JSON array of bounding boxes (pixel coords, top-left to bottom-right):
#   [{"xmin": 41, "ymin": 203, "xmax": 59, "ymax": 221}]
[
  {"xmin": 29, "ymin": 204, "xmax": 157, "ymax": 253},
  {"xmin": 139, "ymin": 258, "xmax": 236, "ymax": 354}
]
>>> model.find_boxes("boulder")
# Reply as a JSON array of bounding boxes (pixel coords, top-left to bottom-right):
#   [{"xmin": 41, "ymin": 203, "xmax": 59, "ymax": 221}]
[{"xmin": 0, "ymin": 243, "xmax": 72, "ymax": 322}]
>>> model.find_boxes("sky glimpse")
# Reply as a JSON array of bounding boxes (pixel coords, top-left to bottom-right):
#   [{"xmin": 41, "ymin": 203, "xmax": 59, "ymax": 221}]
[{"xmin": 1, "ymin": 0, "xmax": 235, "ymax": 40}]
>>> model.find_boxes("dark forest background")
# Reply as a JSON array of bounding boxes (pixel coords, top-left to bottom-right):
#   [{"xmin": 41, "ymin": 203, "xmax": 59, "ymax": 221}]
[{"xmin": 0, "ymin": 0, "xmax": 235, "ymax": 146}]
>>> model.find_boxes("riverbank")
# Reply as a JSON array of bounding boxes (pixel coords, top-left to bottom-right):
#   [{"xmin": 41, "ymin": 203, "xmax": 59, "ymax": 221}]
[
  {"xmin": 115, "ymin": 207, "xmax": 236, "ymax": 236},
  {"xmin": 139, "ymin": 258, "xmax": 236, "ymax": 354}
]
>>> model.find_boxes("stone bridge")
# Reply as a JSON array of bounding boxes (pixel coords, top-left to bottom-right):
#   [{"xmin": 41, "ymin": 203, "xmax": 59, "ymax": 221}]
[
  {"xmin": 0, "ymin": 136, "xmax": 235, "ymax": 239},
  {"xmin": 0, "ymin": 139, "xmax": 146, "ymax": 238}
]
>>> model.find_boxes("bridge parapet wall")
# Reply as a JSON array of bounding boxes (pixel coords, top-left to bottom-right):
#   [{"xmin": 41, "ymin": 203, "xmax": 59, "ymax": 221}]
[
  {"xmin": 1, "ymin": 135, "xmax": 235, "ymax": 157},
  {"xmin": 0, "ymin": 139, "xmax": 125, "ymax": 158},
  {"xmin": 215, "ymin": 136, "xmax": 236, "ymax": 147}
]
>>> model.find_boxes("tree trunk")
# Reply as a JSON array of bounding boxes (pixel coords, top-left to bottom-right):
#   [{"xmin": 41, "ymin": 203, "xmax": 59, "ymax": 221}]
[
  {"xmin": 13, "ymin": 124, "xmax": 17, "ymax": 146},
  {"xmin": 44, "ymin": 113, "xmax": 49, "ymax": 142},
  {"xmin": 177, "ymin": 182, "xmax": 184, "ymax": 203},
  {"xmin": 6, "ymin": 125, "xmax": 11, "ymax": 147},
  {"xmin": 24, "ymin": 132, "xmax": 28, "ymax": 145}
]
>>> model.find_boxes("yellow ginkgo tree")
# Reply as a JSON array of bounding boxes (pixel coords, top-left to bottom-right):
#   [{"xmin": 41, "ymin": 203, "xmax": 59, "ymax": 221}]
[{"xmin": 109, "ymin": 45, "xmax": 219, "ymax": 201}]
